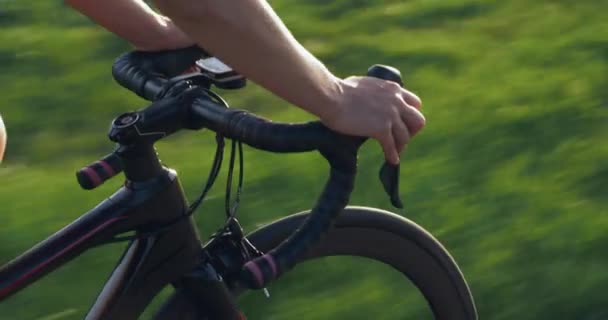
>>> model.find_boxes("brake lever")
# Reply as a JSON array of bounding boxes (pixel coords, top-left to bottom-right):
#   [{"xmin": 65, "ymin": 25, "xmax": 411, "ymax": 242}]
[
  {"xmin": 367, "ymin": 65, "xmax": 405, "ymax": 209},
  {"xmin": 379, "ymin": 162, "xmax": 403, "ymax": 208}
]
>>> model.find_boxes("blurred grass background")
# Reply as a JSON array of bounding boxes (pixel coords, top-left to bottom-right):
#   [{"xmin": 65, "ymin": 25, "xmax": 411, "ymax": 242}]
[{"xmin": 1, "ymin": 0, "xmax": 607, "ymax": 319}]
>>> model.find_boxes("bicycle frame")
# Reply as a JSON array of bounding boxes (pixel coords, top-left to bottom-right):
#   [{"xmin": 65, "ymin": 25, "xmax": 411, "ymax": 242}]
[{"xmin": 0, "ymin": 168, "xmax": 240, "ymax": 319}]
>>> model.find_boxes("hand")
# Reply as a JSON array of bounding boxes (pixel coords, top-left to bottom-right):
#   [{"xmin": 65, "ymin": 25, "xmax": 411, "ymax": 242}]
[
  {"xmin": 0, "ymin": 115, "xmax": 6, "ymax": 163},
  {"xmin": 320, "ymin": 76, "xmax": 425, "ymax": 164}
]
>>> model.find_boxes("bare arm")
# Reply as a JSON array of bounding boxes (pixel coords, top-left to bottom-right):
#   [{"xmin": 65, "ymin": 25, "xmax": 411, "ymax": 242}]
[
  {"xmin": 153, "ymin": 0, "xmax": 340, "ymax": 120},
  {"xmin": 65, "ymin": 0, "xmax": 424, "ymax": 164},
  {"xmin": 64, "ymin": 0, "xmax": 192, "ymax": 51}
]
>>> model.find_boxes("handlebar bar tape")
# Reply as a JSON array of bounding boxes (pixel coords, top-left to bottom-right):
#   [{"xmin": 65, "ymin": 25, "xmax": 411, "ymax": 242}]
[
  {"xmin": 76, "ymin": 153, "xmax": 123, "ymax": 190},
  {"xmin": 241, "ymin": 166, "xmax": 355, "ymax": 289}
]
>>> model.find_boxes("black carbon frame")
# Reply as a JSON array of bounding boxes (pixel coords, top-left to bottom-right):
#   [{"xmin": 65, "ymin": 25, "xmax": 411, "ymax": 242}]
[
  {"xmin": 0, "ymin": 168, "xmax": 240, "ymax": 320},
  {"xmin": 0, "ymin": 49, "xmax": 408, "ymax": 319}
]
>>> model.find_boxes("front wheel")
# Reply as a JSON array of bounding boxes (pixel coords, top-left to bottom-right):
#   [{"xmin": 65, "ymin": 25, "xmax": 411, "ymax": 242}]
[
  {"xmin": 245, "ymin": 206, "xmax": 477, "ymax": 319},
  {"xmin": 154, "ymin": 206, "xmax": 478, "ymax": 319}
]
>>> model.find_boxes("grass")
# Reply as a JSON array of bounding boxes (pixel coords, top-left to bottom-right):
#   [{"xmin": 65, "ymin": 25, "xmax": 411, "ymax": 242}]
[{"xmin": 1, "ymin": 0, "xmax": 607, "ymax": 319}]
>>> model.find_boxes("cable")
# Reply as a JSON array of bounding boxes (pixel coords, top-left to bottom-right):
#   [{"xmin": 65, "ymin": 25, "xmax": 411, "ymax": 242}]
[{"xmin": 225, "ymin": 139, "xmax": 244, "ymax": 219}]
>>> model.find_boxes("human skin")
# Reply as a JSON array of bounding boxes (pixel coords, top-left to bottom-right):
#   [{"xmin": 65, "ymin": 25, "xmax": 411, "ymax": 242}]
[
  {"xmin": 0, "ymin": 115, "xmax": 6, "ymax": 163},
  {"xmin": 65, "ymin": 0, "xmax": 425, "ymax": 164}
]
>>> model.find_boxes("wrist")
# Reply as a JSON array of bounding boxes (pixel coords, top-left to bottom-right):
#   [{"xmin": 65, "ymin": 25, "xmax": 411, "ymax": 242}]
[{"xmin": 307, "ymin": 74, "xmax": 345, "ymax": 122}]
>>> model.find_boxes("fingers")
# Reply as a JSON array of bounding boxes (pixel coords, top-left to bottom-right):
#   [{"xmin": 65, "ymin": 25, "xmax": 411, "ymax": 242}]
[
  {"xmin": 338, "ymin": 77, "xmax": 424, "ymax": 165},
  {"xmin": 379, "ymin": 118, "xmax": 412, "ymax": 164},
  {"xmin": 381, "ymin": 80, "xmax": 421, "ymax": 108},
  {"xmin": 383, "ymin": 96, "xmax": 424, "ymax": 164},
  {"xmin": 399, "ymin": 100, "xmax": 426, "ymax": 137},
  {"xmin": 392, "ymin": 119, "xmax": 410, "ymax": 154},
  {"xmin": 378, "ymin": 92, "xmax": 424, "ymax": 165},
  {"xmin": 401, "ymin": 89, "xmax": 422, "ymax": 110},
  {"xmin": 384, "ymin": 80, "xmax": 424, "ymax": 135},
  {"xmin": 378, "ymin": 127, "xmax": 400, "ymax": 165}
]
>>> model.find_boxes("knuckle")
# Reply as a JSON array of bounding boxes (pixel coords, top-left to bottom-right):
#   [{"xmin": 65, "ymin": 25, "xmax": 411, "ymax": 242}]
[
  {"xmin": 409, "ymin": 93, "xmax": 423, "ymax": 109},
  {"xmin": 401, "ymin": 87, "xmax": 422, "ymax": 109},
  {"xmin": 388, "ymin": 81, "xmax": 402, "ymax": 91},
  {"xmin": 410, "ymin": 114, "xmax": 426, "ymax": 134}
]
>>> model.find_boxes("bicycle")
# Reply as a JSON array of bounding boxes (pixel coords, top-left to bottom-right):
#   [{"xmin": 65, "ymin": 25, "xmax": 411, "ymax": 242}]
[{"xmin": 0, "ymin": 46, "xmax": 478, "ymax": 319}]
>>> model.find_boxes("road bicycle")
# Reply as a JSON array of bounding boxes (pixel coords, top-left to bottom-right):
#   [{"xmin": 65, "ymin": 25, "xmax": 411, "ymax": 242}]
[{"xmin": 0, "ymin": 47, "xmax": 478, "ymax": 319}]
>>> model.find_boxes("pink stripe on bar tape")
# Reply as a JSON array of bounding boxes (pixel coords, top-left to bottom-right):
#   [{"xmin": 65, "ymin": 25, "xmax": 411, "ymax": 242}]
[
  {"xmin": 97, "ymin": 160, "xmax": 115, "ymax": 177},
  {"xmin": 83, "ymin": 167, "xmax": 102, "ymax": 186}
]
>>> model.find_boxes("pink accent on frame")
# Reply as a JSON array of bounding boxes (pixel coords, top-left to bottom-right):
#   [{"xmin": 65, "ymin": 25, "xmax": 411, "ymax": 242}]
[{"xmin": 0, "ymin": 216, "xmax": 127, "ymax": 299}]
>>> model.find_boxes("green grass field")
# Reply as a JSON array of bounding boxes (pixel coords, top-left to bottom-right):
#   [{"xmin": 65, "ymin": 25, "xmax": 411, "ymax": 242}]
[{"xmin": 1, "ymin": 0, "xmax": 607, "ymax": 319}]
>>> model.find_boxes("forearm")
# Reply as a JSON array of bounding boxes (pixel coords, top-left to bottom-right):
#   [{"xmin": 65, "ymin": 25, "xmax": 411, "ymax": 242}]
[
  {"xmin": 64, "ymin": 0, "xmax": 190, "ymax": 51},
  {"xmin": 155, "ymin": 0, "xmax": 340, "ymax": 118},
  {"xmin": 67, "ymin": 0, "xmax": 424, "ymax": 164}
]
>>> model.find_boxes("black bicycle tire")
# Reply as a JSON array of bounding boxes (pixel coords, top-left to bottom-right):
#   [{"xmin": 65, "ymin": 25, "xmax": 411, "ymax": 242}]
[{"xmin": 153, "ymin": 206, "xmax": 478, "ymax": 319}]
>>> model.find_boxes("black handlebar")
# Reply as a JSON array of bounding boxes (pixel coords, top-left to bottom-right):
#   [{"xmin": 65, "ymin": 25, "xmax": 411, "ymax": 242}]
[
  {"xmin": 112, "ymin": 46, "xmax": 208, "ymax": 101},
  {"xmin": 86, "ymin": 47, "xmax": 404, "ymax": 290},
  {"xmin": 76, "ymin": 153, "xmax": 123, "ymax": 190},
  {"xmin": 188, "ymin": 93, "xmax": 364, "ymax": 289}
]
